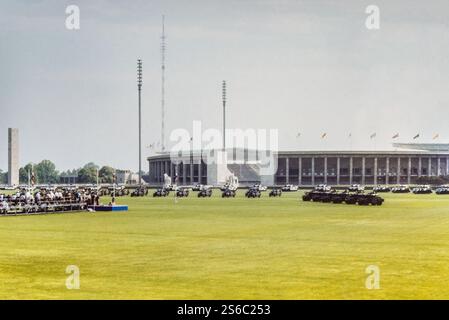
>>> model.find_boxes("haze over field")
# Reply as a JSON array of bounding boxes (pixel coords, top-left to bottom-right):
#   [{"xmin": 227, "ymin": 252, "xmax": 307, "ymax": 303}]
[{"xmin": 1, "ymin": 0, "xmax": 449, "ymax": 171}]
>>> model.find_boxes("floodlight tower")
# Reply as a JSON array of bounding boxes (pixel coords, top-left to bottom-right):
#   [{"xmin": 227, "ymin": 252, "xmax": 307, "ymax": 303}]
[
  {"xmin": 137, "ymin": 59, "xmax": 143, "ymax": 185},
  {"xmin": 222, "ymin": 80, "xmax": 227, "ymax": 151},
  {"xmin": 161, "ymin": 15, "xmax": 166, "ymax": 152}
]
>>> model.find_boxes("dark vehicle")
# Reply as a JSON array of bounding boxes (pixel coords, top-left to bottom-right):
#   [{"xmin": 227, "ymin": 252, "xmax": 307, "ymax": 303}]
[
  {"xmin": 373, "ymin": 185, "xmax": 391, "ymax": 193},
  {"xmin": 109, "ymin": 186, "xmax": 130, "ymax": 196},
  {"xmin": 131, "ymin": 187, "xmax": 148, "ymax": 197},
  {"xmin": 176, "ymin": 188, "xmax": 190, "ymax": 197},
  {"xmin": 281, "ymin": 184, "xmax": 299, "ymax": 192},
  {"xmin": 412, "ymin": 185, "xmax": 433, "ymax": 194},
  {"xmin": 303, "ymin": 190, "xmax": 384, "ymax": 206},
  {"xmin": 356, "ymin": 193, "xmax": 384, "ymax": 206},
  {"xmin": 269, "ymin": 189, "xmax": 282, "ymax": 197},
  {"xmin": 153, "ymin": 188, "xmax": 169, "ymax": 197},
  {"xmin": 222, "ymin": 189, "xmax": 236, "ymax": 198},
  {"xmin": 198, "ymin": 189, "xmax": 213, "ymax": 197},
  {"xmin": 245, "ymin": 188, "xmax": 261, "ymax": 198},
  {"xmin": 391, "ymin": 185, "xmax": 410, "ymax": 193},
  {"xmin": 302, "ymin": 190, "xmax": 327, "ymax": 202},
  {"xmin": 347, "ymin": 184, "xmax": 365, "ymax": 192},
  {"xmin": 436, "ymin": 186, "xmax": 449, "ymax": 195}
]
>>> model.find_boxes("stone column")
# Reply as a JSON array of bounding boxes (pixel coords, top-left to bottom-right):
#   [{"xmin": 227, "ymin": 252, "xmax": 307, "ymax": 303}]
[
  {"xmin": 418, "ymin": 157, "xmax": 422, "ymax": 177},
  {"xmin": 337, "ymin": 157, "xmax": 341, "ymax": 185},
  {"xmin": 386, "ymin": 157, "xmax": 390, "ymax": 185},
  {"xmin": 286, "ymin": 157, "xmax": 290, "ymax": 184},
  {"xmin": 374, "ymin": 157, "xmax": 378, "ymax": 185},
  {"xmin": 198, "ymin": 160, "xmax": 202, "ymax": 184},
  {"xmin": 428, "ymin": 158, "xmax": 432, "ymax": 177},
  {"xmin": 407, "ymin": 157, "xmax": 412, "ymax": 185},
  {"xmin": 446, "ymin": 157, "xmax": 449, "ymax": 176},
  {"xmin": 361, "ymin": 157, "xmax": 366, "ymax": 185},
  {"xmin": 324, "ymin": 157, "xmax": 328, "ymax": 184},
  {"xmin": 190, "ymin": 162, "xmax": 194, "ymax": 184},
  {"xmin": 397, "ymin": 158, "xmax": 401, "ymax": 184},
  {"xmin": 311, "ymin": 157, "xmax": 315, "ymax": 186},
  {"xmin": 183, "ymin": 162, "xmax": 187, "ymax": 185},
  {"xmin": 298, "ymin": 157, "xmax": 302, "ymax": 186},
  {"xmin": 437, "ymin": 158, "xmax": 441, "ymax": 176},
  {"xmin": 349, "ymin": 157, "xmax": 353, "ymax": 185}
]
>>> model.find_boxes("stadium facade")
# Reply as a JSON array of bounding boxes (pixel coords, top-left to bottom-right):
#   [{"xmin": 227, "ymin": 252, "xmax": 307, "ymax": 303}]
[{"xmin": 147, "ymin": 144, "xmax": 449, "ymax": 187}]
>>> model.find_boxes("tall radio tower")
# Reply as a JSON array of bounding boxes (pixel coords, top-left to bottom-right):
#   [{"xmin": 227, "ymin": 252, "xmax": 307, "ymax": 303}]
[
  {"xmin": 137, "ymin": 59, "xmax": 143, "ymax": 185},
  {"xmin": 161, "ymin": 15, "xmax": 166, "ymax": 152},
  {"xmin": 222, "ymin": 80, "xmax": 227, "ymax": 150}
]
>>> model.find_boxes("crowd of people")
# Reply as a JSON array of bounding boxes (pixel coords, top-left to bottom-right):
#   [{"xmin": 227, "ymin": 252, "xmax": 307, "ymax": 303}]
[{"xmin": 0, "ymin": 187, "xmax": 100, "ymax": 215}]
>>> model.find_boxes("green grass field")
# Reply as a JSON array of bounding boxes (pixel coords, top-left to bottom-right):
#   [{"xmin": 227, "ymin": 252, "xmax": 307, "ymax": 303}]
[{"xmin": 1, "ymin": 190, "xmax": 449, "ymax": 299}]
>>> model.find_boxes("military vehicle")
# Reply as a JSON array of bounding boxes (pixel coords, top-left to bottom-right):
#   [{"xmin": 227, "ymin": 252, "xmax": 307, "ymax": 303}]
[
  {"xmin": 373, "ymin": 185, "xmax": 391, "ymax": 193},
  {"xmin": 391, "ymin": 185, "xmax": 410, "ymax": 193},
  {"xmin": 176, "ymin": 188, "xmax": 190, "ymax": 197},
  {"xmin": 153, "ymin": 188, "xmax": 169, "ymax": 197},
  {"xmin": 314, "ymin": 184, "xmax": 332, "ymax": 192},
  {"xmin": 302, "ymin": 190, "xmax": 384, "ymax": 206},
  {"xmin": 269, "ymin": 189, "xmax": 282, "ymax": 197},
  {"xmin": 252, "ymin": 184, "xmax": 268, "ymax": 191},
  {"xmin": 222, "ymin": 189, "xmax": 236, "ymax": 198},
  {"xmin": 348, "ymin": 184, "xmax": 365, "ymax": 192},
  {"xmin": 281, "ymin": 184, "xmax": 299, "ymax": 192},
  {"xmin": 198, "ymin": 188, "xmax": 213, "ymax": 197},
  {"xmin": 245, "ymin": 188, "xmax": 261, "ymax": 198},
  {"xmin": 436, "ymin": 186, "xmax": 449, "ymax": 195},
  {"xmin": 131, "ymin": 187, "xmax": 148, "ymax": 197},
  {"xmin": 412, "ymin": 185, "xmax": 433, "ymax": 194}
]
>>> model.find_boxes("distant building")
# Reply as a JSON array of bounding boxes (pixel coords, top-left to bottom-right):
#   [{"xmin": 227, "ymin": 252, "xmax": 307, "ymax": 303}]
[
  {"xmin": 8, "ymin": 128, "xmax": 19, "ymax": 186},
  {"xmin": 59, "ymin": 174, "xmax": 79, "ymax": 184},
  {"xmin": 147, "ymin": 145, "xmax": 449, "ymax": 187},
  {"xmin": 116, "ymin": 170, "xmax": 139, "ymax": 185}
]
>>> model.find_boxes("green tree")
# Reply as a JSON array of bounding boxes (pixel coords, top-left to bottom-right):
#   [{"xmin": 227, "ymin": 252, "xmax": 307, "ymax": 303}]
[
  {"xmin": 99, "ymin": 166, "xmax": 115, "ymax": 183},
  {"xmin": 77, "ymin": 163, "xmax": 99, "ymax": 184},
  {"xmin": 19, "ymin": 163, "xmax": 34, "ymax": 184},
  {"xmin": 35, "ymin": 160, "xmax": 59, "ymax": 184}
]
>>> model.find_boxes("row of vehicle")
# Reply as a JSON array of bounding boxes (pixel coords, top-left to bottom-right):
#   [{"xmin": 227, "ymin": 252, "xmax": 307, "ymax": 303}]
[{"xmin": 303, "ymin": 189, "xmax": 384, "ymax": 206}]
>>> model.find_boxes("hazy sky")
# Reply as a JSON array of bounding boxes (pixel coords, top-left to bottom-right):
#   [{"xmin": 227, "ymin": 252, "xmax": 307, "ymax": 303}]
[{"xmin": 1, "ymin": 0, "xmax": 449, "ymax": 171}]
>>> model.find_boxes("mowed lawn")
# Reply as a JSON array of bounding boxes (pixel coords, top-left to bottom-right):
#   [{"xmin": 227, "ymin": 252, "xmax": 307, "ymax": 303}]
[{"xmin": 1, "ymin": 190, "xmax": 449, "ymax": 299}]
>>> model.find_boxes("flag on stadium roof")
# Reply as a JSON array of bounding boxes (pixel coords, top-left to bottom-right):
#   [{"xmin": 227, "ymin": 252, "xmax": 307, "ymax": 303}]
[
  {"xmin": 433, "ymin": 133, "xmax": 439, "ymax": 140},
  {"xmin": 413, "ymin": 133, "xmax": 420, "ymax": 139},
  {"xmin": 321, "ymin": 133, "xmax": 327, "ymax": 139},
  {"xmin": 392, "ymin": 133, "xmax": 399, "ymax": 139},
  {"xmin": 370, "ymin": 133, "xmax": 377, "ymax": 139}
]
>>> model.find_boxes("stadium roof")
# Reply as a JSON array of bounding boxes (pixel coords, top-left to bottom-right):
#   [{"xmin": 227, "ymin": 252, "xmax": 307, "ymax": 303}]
[{"xmin": 392, "ymin": 143, "xmax": 449, "ymax": 152}]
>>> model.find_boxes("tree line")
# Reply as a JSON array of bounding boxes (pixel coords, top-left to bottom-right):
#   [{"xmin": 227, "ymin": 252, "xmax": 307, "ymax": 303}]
[{"xmin": 0, "ymin": 160, "xmax": 119, "ymax": 184}]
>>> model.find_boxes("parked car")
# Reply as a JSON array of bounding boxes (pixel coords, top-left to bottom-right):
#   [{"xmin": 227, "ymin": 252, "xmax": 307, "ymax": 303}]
[
  {"xmin": 412, "ymin": 185, "xmax": 433, "ymax": 194},
  {"xmin": 373, "ymin": 185, "xmax": 391, "ymax": 193},
  {"xmin": 436, "ymin": 185, "xmax": 449, "ymax": 195},
  {"xmin": 391, "ymin": 185, "xmax": 410, "ymax": 193},
  {"xmin": 281, "ymin": 184, "xmax": 299, "ymax": 192},
  {"xmin": 347, "ymin": 184, "xmax": 365, "ymax": 192},
  {"xmin": 314, "ymin": 184, "xmax": 332, "ymax": 192}
]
